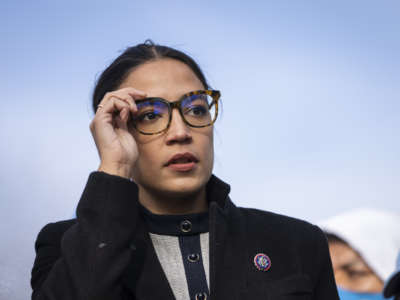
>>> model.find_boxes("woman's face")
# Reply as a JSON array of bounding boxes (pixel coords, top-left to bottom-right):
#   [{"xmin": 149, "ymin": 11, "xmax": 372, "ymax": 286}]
[
  {"xmin": 328, "ymin": 241, "xmax": 383, "ymax": 293},
  {"xmin": 119, "ymin": 58, "xmax": 214, "ymax": 198}
]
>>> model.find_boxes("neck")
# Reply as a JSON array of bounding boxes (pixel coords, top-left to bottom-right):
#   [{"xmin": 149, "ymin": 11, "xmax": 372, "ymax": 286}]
[{"xmin": 138, "ymin": 186, "xmax": 208, "ymax": 215}]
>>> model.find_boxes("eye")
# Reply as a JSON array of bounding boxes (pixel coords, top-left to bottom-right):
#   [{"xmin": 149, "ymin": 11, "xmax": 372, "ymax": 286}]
[
  {"xmin": 186, "ymin": 105, "xmax": 208, "ymax": 116},
  {"xmin": 347, "ymin": 269, "xmax": 370, "ymax": 278},
  {"xmin": 137, "ymin": 111, "xmax": 163, "ymax": 122}
]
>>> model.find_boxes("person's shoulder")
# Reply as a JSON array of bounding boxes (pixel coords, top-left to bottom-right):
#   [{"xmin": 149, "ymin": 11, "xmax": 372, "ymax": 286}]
[
  {"xmin": 234, "ymin": 207, "xmax": 329, "ymax": 261},
  {"xmin": 237, "ymin": 207, "xmax": 323, "ymax": 242},
  {"xmin": 238, "ymin": 207, "xmax": 313, "ymax": 228},
  {"xmin": 35, "ymin": 219, "xmax": 77, "ymax": 249}
]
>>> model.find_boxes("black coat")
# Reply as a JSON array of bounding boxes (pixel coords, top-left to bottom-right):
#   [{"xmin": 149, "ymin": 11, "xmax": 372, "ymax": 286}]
[{"xmin": 31, "ymin": 172, "xmax": 339, "ymax": 300}]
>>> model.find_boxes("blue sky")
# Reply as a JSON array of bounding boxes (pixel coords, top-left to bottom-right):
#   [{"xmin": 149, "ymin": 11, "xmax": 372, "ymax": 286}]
[{"xmin": 1, "ymin": 1, "xmax": 399, "ymax": 298}]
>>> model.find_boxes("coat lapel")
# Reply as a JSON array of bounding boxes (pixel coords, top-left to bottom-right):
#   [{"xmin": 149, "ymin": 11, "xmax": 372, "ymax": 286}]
[
  {"xmin": 209, "ymin": 198, "xmax": 248, "ymax": 300},
  {"xmin": 122, "ymin": 216, "xmax": 175, "ymax": 300}
]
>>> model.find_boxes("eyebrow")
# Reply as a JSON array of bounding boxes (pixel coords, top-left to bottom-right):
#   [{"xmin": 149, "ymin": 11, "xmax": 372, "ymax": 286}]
[
  {"xmin": 139, "ymin": 90, "xmax": 208, "ymax": 102},
  {"xmin": 336, "ymin": 259, "xmax": 365, "ymax": 271}
]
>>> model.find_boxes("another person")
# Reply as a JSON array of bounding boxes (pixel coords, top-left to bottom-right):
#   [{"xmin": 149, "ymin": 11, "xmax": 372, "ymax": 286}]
[
  {"xmin": 31, "ymin": 41, "xmax": 339, "ymax": 299},
  {"xmin": 384, "ymin": 251, "xmax": 400, "ymax": 299},
  {"xmin": 320, "ymin": 208, "xmax": 400, "ymax": 299}
]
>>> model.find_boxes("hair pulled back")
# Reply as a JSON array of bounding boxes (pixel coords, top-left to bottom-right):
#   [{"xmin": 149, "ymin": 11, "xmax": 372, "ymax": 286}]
[{"xmin": 92, "ymin": 40, "xmax": 209, "ymax": 113}]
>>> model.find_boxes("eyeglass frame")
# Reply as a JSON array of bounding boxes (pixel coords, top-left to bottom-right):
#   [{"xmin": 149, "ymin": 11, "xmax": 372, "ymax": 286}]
[{"xmin": 130, "ymin": 89, "xmax": 221, "ymax": 135}]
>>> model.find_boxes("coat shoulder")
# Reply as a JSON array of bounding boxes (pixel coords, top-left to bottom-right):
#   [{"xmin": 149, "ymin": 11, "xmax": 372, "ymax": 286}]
[
  {"xmin": 232, "ymin": 207, "xmax": 338, "ymax": 299},
  {"xmin": 236, "ymin": 207, "xmax": 325, "ymax": 247},
  {"xmin": 35, "ymin": 219, "xmax": 77, "ymax": 250},
  {"xmin": 238, "ymin": 207, "xmax": 316, "ymax": 230}
]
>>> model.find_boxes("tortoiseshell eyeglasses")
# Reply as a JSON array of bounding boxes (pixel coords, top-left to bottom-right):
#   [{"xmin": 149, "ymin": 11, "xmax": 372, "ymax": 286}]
[{"xmin": 130, "ymin": 90, "xmax": 220, "ymax": 135}]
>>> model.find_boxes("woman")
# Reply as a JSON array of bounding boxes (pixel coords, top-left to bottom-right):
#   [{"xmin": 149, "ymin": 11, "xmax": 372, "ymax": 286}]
[
  {"xmin": 321, "ymin": 209, "xmax": 400, "ymax": 300},
  {"xmin": 31, "ymin": 41, "xmax": 339, "ymax": 300}
]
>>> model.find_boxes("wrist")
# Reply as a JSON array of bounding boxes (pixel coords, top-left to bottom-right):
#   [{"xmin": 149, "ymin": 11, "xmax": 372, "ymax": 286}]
[{"xmin": 98, "ymin": 163, "xmax": 132, "ymax": 179}]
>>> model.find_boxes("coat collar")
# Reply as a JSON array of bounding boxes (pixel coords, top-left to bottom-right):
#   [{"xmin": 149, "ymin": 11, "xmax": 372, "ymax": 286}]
[
  {"xmin": 122, "ymin": 174, "xmax": 246, "ymax": 300},
  {"xmin": 124, "ymin": 215, "xmax": 176, "ymax": 300},
  {"xmin": 206, "ymin": 174, "xmax": 231, "ymax": 211}
]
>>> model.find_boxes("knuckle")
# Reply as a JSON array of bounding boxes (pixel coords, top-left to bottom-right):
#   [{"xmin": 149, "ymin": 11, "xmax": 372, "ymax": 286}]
[
  {"xmin": 122, "ymin": 97, "xmax": 132, "ymax": 105},
  {"xmin": 91, "ymin": 116, "xmax": 101, "ymax": 127},
  {"xmin": 104, "ymin": 92, "xmax": 114, "ymax": 100},
  {"xmin": 120, "ymin": 99, "xmax": 130, "ymax": 106}
]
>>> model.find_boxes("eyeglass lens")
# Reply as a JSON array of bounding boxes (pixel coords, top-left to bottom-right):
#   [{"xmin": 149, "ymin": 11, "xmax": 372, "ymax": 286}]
[{"xmin": 133, "ymin": 93, "xmax": 216, "ymax": 134}]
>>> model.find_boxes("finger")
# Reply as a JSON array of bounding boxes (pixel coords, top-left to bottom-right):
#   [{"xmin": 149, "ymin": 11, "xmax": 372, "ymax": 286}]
[
  {"xmin": 118, "ymin": 95, "xmax": 138, "ymax": 115},
  {"xmin": 96, "ymin": 97, "xmax": 131, "ymax": 126},
  {"xmin": 100, "ymin": 89, "xmax": 146, "ymax": 114},
  {"xmin": 112, "ymin": 98, "xmax": 134, "ymax": 127},
  {"xmin": 97, "ymin": 99, "xmax": 131, "ymax": 134},
  {"xmin": 111, "ymin": 88, "xmax": 148, "ymax": 111},
  {"xmin": 117, "ymin": 87, "xmax": 147, "ymax": 98},
  {"xmin": 109, "ymin": 88, "xmax": 147, "ymax": 105},
  {"xmin": 114, "ymin": 107, "xmax": 129, "ymax": 130}
]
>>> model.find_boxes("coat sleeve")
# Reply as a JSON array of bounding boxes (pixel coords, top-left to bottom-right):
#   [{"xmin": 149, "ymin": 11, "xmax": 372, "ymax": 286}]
[
  {"xmin": 312, "ymin": 225, "xmax": 339, "ymax": 300},
  {"xmin": 31, "ymin": 172, "xmax": 139, "ymax": 300}
]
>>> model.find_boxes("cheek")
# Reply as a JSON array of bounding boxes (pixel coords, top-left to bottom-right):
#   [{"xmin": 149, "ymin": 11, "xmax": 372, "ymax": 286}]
[
  {"xmin": 131, "ymin": 137, "xmax": 162, "ymax": 180},
  {"xmin": 209, "ymin": 134, "xmax": 214, "ymax": 161},
  {"xmin": 201, "ymin": 130, "xmax": 214, "ymax": 166}
]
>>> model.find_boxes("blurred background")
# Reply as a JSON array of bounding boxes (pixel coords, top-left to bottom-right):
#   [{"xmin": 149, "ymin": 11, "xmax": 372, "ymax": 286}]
[{"xmin": 1, "ymin": 0, "xmax": 399, "ymax": 298}]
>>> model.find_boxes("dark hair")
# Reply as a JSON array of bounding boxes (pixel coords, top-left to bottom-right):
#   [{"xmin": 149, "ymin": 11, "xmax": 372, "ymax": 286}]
[{"xmin": 92, "ymin": 40, "xmax": 209, "ymax": 113}]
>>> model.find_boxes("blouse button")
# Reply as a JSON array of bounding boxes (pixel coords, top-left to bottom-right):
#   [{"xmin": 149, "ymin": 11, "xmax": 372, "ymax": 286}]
[
  {"xmin": 180, "ymin": 220, "xmax": 192, "ymax": 233},
  {"xmin": 188, "ymin": 253, "xmax": 200, "ymax": 262},
  {"xmin": 195, "ymin": 292, "xmax": 207, "ymax": 300}
]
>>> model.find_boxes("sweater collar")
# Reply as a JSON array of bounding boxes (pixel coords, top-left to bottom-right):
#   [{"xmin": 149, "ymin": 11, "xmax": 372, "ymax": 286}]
[
  {"xmin": 139, "ymin": 204, "xmax": 209, "ymax": 236},
  {"xmin": 138, "ymin": 174, "xmax": 231, "ymax": 236}
]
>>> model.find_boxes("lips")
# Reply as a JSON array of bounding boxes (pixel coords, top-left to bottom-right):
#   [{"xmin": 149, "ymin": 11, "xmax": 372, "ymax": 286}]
[{"xmin": 166, "ymin": 152, "xmax": 199, "ymax": 172}]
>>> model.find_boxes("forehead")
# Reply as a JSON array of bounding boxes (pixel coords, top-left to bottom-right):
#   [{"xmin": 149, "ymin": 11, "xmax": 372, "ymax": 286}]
[
  {"xmin": 120, "ymin": 58, "xmax": 205, "ymax": 101},
  {"xmin": 329, "ymin": 242, "xmax": 366, "ymax": 269}
]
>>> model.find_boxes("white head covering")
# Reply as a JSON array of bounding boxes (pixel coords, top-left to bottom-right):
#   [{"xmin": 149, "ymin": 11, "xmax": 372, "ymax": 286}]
[{"xmin": 318, "ymin": 208, "xmax": 400, "ymax": 281}]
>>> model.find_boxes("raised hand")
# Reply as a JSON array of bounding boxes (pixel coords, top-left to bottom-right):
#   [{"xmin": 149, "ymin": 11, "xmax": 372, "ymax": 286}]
[{"xmin": 90, "ymin": 87, "xmax": 146, "ymax": 179}]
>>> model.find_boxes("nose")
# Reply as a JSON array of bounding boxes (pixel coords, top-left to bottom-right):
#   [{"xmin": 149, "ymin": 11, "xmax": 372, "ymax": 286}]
[{"xmin": 165, "ymin": 109, "xmax": 192, "ymax": 145}]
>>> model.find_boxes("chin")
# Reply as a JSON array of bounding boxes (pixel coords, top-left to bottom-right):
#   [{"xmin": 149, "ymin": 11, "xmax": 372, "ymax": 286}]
[
  {"xmin": 159, "ymin": 174, "xmax": 208, "ymax": 197},
  {"xmin": 138, "ymin": 170, "xmax": 210, "ymax": 199}
]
